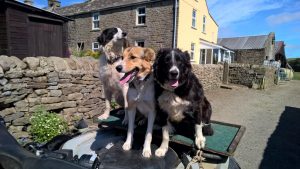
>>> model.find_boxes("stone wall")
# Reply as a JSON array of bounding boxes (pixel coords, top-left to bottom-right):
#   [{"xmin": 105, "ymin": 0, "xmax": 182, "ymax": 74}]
[
  {"xmin": 228, "ymin": 63, "xmax": 276, "ymax": 89},
  {"xmin": 0, "ymin": 55, "xmax": 223, "ymax": 140},
  {"xmin": 192, "ymin": 64, "xmax": 224, "ymax": 91},
  {"xmin": 235, "ymin": 49, "xmax": 265, "ymax": 65},
  {"xmin": 66, "ymin": 0, "xmax": 174, "ymax": 52},
  {"xmin": 0, "ymin": 55, "xmax": 104, "ymax": 140}
]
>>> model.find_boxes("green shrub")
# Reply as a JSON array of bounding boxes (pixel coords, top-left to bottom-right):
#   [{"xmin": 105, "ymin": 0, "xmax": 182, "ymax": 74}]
[
  {"xmin": 29, "ymin": 106, "xmax": 68, "ymax": 143},
  {"xmin": 71, "ymin": 48, "xmax": 101, "ymax": 59}
]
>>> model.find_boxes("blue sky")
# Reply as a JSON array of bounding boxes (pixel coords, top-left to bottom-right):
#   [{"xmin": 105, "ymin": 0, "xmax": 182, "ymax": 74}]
[{"xmin": 30, "ymin": 0, "xmax": 300, "ymax": 58}]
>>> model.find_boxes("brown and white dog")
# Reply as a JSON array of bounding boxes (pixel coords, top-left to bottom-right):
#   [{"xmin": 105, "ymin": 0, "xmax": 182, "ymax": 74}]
[
  {"xmin": 116, "ymin": 46, "xmax": 156, "ymax": 158},
  {"xmin": 97, "ymin": 27, "xmax": 129, "ymax": 122}
]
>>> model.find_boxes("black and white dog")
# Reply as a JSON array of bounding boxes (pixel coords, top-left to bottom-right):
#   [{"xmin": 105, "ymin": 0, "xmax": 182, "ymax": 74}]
[
  {"xmin": 153, "ymin": 48, "xmax": 214, "ymax": 157},
  {"xmin": 97, "ymin": 27, "xmax": 130, "ymax": 123}
]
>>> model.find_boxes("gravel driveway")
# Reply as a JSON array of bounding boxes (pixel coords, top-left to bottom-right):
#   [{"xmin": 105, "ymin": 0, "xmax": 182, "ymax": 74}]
[{"xmin": 206, "ymin": 80, "xmax": 300, "ymax": 169}]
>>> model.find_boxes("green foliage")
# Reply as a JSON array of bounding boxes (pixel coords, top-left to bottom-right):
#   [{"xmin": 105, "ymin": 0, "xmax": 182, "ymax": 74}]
[
  {"xmin": 288, "ymin": 58, "xmax": 300, "ymax": 72},
  {"xmin": 110, "ymin": 100, "xmax": 119, "ymax": 109},
  {"xmin": 84, "ymin": 49, "xmax": 101, "ymax": 59},
  {"xmin": 29, "ymin": 106, "xmax": 68, "ymax": 143},
  {"xmin": 294, "ymin": 72, "xmax": 300, "ymax": 80},
  {"xmin": 71, "ymin": 48, "xmax": 101, "ymax": 59}
]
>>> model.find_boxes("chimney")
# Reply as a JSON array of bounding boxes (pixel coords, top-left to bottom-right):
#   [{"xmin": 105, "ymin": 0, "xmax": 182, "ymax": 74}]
[
  {"xmin": 24, "ymin": 0, "xmax": 33, "ymax": 6},
  {"xmin": 48, "ymin": 0, "xmax": 61, "ymax": 9}
]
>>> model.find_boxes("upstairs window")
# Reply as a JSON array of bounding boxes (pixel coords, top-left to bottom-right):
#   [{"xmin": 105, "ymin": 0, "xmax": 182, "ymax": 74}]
[
  {"xmin": 92, "ymin": 42, "xmax": 99, "ymax": 51},
  {"xmin": 202, "ymin": 15, "xmax": 206, "ymax": 33},
  {"xmin": 136, "ymin": 7, "xmax": 146, "ymax": 25},
  {"xmin": 192, "ymin": 9, "xmax": 197, "ymax": 28},
  {"xmin": 92, "ymin": 12, "xmax": 100, "ymax": 30},
  {"xmin": 190, "ymin": 43, "xmax": 195, "ymax": 60},
  {"xmin": 135, "ymin": 40, "xmax": 145, "ymax": 47}
]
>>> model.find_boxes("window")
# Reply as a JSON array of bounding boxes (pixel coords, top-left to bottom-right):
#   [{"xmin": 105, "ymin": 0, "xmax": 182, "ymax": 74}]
[
  {"xmin": 77, "ymin": 42, "xmax": 84, "ymax": 51},
  {"xmin": 192, "ymin": 9, "xmax": 197, "ymax": 28},
  {"xmin": 135, "ymin": 40, "xmax": 145, "ymax": 47},
  {"xmin": 92, "ymin": 42, "xmax": 99, "ymax": 51},
  {"xmin": 200, "ymin": 49, "xmax": 206, "ymax": 64},
  {"xmin": 202, "ymin": 15, "xmax": 206, "ymax": 33},
  {"xmin": 136, "ymin": 7, "xmax": 146, "ymax": 25},
  {"xmin": 190, "ymin": 43, "xmax": 195, "ymax": 60},
  {"xmin": 92, "ymin": 12, "xmax": 100, "ymax": 30}
]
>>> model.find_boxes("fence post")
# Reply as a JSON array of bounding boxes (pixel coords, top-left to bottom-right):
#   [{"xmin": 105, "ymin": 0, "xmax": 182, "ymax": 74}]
[{"xmin": 223, "ymin": 62, "xmax": 229, "ymax": 84}]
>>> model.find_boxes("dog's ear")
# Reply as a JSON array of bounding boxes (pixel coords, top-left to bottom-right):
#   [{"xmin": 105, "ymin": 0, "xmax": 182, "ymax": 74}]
[
  {"xmin": 144, "ymin": 48, "xmax": 156, "ymax": 63},
  {"xmin": 97, "ymin": 33, "xmax": 106, "ymax": 46},
  {"xmin": 183, "ymin": 50, "xmax": 191, "ymax": 62},
  {"xmin": 123, "ymin": 47, "xmax": 132, "ymax": 58}
]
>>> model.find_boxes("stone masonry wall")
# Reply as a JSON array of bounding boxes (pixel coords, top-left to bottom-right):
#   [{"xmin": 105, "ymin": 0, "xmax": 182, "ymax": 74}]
[
  {"xmin": 192, "ymin": 64, "xmax": 224, "ymax": 91},
  {"xmin": 0, "ymin": 56, "xmax": 223, "ymax": 140},
  {"xmin": 0, "ymin": 55, "xmax": 104, "ymax": 140},
  {"xmin": 235, "ymin": 49, "xmax": 265, "ymax": 65},
  {"xmin": 67, "ymin": 0, "xmax": 174, "ymax": 52},
  {"xmin": 228, "ymin": 63, "xmax": 276, "ymax": 89}
]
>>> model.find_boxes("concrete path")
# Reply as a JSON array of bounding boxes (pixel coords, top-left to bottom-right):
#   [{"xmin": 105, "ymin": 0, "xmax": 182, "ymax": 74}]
[{"xmin": 206, "ymin": 80, "xmax": 300, "ymax": 169}]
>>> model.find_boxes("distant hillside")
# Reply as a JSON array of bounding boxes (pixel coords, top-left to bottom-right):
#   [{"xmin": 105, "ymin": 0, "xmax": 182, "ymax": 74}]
[{"xmin": 288, "ymin": 58, "xmax": 300, "ymax": 72}]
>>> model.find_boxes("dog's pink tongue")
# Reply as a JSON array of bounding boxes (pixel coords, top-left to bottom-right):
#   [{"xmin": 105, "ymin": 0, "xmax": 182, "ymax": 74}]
[
  {"xmin": 170, "ymin": 80, "xmax": 179, "ymax": 87},
  {"xmin": 119, "ymin": 74, "xmax": 132, "ymax": 85}
]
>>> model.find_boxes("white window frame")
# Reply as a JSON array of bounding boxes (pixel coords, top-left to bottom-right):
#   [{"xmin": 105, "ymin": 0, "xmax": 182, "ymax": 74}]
[
  {"xmin": 135, "ymin": 40, "xmax": 145, "ymax": 47},
  {"xmin": 192, "ymin": 9, "xmax": 197, "ymax": 28},
  {"xmin": 190, "ymin": 43, "xmax": 195, "ymax": 61},
  {"xmin": 136, "ymin": 7, "xmax": 146, "ymax": 26},
  {"xmin": 92, "ymin": 12, "xmax": 100, "ymax": 30},
  {"xmin": 202, "ymin": 15, "xmax": 206, "ymax": 33},
  {"xmin": 200, "ymin": 49, "xmax": 206, "ymax": 64},
  {"xmin": 92, "ymin": 42, "xmax": 99, "ymax": 51}
]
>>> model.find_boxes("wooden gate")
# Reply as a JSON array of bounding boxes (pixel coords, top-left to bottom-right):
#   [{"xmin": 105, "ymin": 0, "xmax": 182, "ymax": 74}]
[{"xmin": 28, "ymin": 17, "xmax": 63, "ymax": 57}]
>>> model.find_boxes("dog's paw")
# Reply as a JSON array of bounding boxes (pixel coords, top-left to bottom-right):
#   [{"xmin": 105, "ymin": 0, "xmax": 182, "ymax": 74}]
[
  {"xmin": 138, "ymin": 118, "xmax": 146, "ymax": 126},
  {"xmin": 122, "ymin": 142, "xmax": 131, "ymax": 151},
  {"xmin": 195, "ymin": 136, "xmax": 206, "ymax": 149},
  {"xmin": 142, "ymin": 148, "xmax": 152, "ymax": 158},
  {"xmin": 155, "ymin": 148, "xmax": 168, "ymax": 157},
  {"xmin": 98, "ymin": 113, "xmax": 109, "ymax": 120}
]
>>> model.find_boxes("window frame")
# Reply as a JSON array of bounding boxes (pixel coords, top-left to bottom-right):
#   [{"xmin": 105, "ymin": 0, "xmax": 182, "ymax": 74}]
[
  {"xmin": 92, "ymin": 42, "xmax": 100, "ymax": 51},
  {"xmin": 92, "ymin": 12, "xmax": 100, "ymax": 30},
  {"xmin": 192, "ymin": 9, "xmax": 197, "ymax": 29},
  {"xmin": 200, "ymin": 49, "xmax": 206, "ymax": 64},
  {"xmin": 135, "ymin": 40, "xmax": 145, "ymax": 47},
  {"xmin": 190, "ymin": 43, "xmax": 195, "ymax": 61},
  {"xmin": 136, "ymin": 7, "xmax": 146, "ymax": 26},
  {"xmin": 202, "ymin": 15, "xmax": 207, "ymax": 33}
]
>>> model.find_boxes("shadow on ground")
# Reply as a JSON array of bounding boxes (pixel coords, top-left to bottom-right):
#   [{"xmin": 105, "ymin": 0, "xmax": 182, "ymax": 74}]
[{"xmin": 259, "ymin": 106, "xmax": 300, "ymax": 169}]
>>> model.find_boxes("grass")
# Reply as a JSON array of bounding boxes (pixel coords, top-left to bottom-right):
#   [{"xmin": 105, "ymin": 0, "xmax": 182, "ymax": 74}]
[{"xmin": 293, "ymin": 72, "xmax": 300, "ymax": 80}]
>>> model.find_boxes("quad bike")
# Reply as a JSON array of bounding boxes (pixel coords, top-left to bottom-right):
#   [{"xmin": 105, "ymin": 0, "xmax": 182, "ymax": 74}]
[{"xmin": 0, "ymin": 109, "xmax": 245, "ymax": 169}]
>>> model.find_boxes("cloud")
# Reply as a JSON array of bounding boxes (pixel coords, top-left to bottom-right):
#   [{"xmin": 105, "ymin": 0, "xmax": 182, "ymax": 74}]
[
  {"xmin": 267, "ymin": 12, "xmax": 300, "ymax": 25},
  {"xmin": 207, "ymin": 0, "xmax": 285, "ymax": 27}
]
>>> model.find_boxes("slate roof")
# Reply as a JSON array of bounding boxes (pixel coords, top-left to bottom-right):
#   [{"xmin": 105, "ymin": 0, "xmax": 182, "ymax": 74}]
[
  {"xmin": 53, "ymin": 0, "xmax": 163, "ymax": 16},
  {"xmin": 275, "ymin": 41, "xmax": 284, "ymax": 54},
  {"xmin": 217, "ymin": 35, "xmax": 269, "ymax": 50}
]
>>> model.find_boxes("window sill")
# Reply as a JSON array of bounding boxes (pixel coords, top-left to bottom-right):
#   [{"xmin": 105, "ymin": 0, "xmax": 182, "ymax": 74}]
[
  {"xmin": 202, "ymin": 31, "xmax": 206, "ymax": 34},
  {"xmin": 91, "ymin": 29, "xmax": 100, "ymax": 32},
  {"xmin": 191, "ymin": 27, "xmax": 197, "ymax": 30},
  {"xmin": 134, "ymin": 25, "xmax": 147, "ymax": 28}
]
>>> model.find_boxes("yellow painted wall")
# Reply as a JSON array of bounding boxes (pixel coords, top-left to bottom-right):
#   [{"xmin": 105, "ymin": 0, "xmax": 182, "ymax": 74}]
[{"xmin": 177, "ymin": 0, "xmax": 218, "ymax": 64}]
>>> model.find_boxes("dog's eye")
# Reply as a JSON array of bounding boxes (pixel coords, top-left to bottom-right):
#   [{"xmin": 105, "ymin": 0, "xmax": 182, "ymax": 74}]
[
  {"xmin": 164, "ymin": 57, "xmax": 171, "ymax": 62},
  {"xmin": 130, "ymin": 55, "xmax": 137, "ymax": 60}
]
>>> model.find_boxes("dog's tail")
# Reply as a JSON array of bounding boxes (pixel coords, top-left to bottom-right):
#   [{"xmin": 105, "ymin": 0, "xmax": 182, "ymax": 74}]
[{"xmin": 203, "ymin": 124, "xmax": 214, "ymax": 136}]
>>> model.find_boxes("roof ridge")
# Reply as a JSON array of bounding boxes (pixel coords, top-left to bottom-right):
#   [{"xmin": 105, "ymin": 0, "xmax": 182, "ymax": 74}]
[{"xmin": 218, "ymin": 34, "xmax": 269, "ymax": 39}]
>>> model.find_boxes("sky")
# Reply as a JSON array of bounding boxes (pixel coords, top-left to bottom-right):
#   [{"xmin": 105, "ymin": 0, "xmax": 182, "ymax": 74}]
[{"xmin": 28, "ymin": 0, "xmax": 300, "ymax": 58}]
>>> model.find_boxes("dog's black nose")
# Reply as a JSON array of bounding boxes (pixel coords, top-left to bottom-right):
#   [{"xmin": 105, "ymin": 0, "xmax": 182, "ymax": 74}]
[
  {"xmin": 116, "ymin": 65, "xmax": 123, "ymax": 72},
  {"xmin": 169, "ymin": 70, "xmax": 179, "ymax": 77},
  {"xmin": 122, "ymin": 32, "xmax": 127, "ymax": 37}
]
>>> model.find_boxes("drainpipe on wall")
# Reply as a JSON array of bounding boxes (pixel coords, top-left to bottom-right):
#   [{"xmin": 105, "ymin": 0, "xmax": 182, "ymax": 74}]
[{"xmin": 173, "ymin": 0, "xmax": 178, "ymax": 48}]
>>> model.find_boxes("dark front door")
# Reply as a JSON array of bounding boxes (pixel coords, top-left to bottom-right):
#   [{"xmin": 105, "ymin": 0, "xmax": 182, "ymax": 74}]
[{"xmin": 28, "ymin": 17, "xmax": 63, "ymax": 57}]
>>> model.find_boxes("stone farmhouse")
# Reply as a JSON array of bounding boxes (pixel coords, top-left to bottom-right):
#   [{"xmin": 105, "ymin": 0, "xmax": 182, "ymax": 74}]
[
  {"xmin": 51, "ymin": 0, "xmax": 233, "ymax": 64},
  {"xmin": 218, "ymin": 33, "xmax": 276, "ymax": 65}
]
